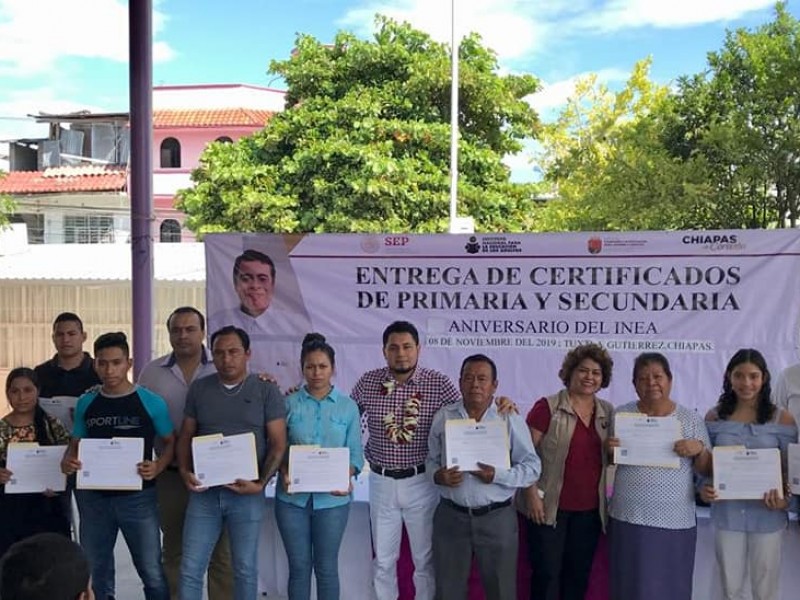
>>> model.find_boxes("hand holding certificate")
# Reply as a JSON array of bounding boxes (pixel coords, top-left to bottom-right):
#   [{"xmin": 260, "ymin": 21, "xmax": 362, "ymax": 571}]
[
  {"xmin": 713, "ymin": 446, "xmax": 783, "ymax": 500},
  {"xmin": 445, "ymin": 419, "xmax": 510, "ymax": 471},
  {"xmin": 77, "ymin": 437, "xmax": 144, "ymax": 491},
  {"xmin": 5, "ymin": 443, "xmax": 67, "ymax": 494},
  {"xmin": 192, "ymin": 432, "xmax": 258, "ymax": 489},
  {"xmin": 288, "ymin": 446, "xmax": 350, "ymax": 493},
  {"xmin": 613, "ymin": 413, "xmax": 681, "ymax": 468}
]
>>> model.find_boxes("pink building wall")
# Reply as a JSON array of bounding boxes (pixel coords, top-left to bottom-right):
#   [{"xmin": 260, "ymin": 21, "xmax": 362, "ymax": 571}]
[{"xmin": 152, "ymin": 126, "xmax": 267, "ymax": 241}]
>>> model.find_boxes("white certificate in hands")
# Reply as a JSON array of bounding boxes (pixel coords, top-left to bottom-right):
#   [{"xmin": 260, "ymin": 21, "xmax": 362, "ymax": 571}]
[
  {"xmin": 713, "ymin": 446, "xmax": 783, "ymax": 500},
  {"xmin": 288, "ymin": 446, "xmax": 350, "ymax": 493},
  {"xmin": 77, "ymin": 437, "xmax": 144, "ymax": 491},
  {"xmin": 5, "ymin": 443, "xmax": 67, "ymax": 494},
  {"xmin": 39, "ymin": 396, "xmax": 78, "ymax": 432},
  {"xmin": 192, "ymin": 432, "xmax": 258, "ymax": 488},
  {"xmin": 445, "ymin": 419, "xmax": 510, "ymax": 471},
  {"xmin": 788, "ymin": 443, "xmax": 800, "ymax": 495},
  {"xmin": 613, "ymin": 413, "xmax": 681, "ymax": 468}
]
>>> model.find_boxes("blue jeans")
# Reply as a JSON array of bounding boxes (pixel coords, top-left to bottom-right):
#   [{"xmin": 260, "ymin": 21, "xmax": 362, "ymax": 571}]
[
  {"xmin": 275, "ymin": 498, "xmax": 350, "ymax": 600},
  {"xmin": 180, "ymin": 487, "xmax": 266, "ymax": 600},
  {"xmin": 76, "ymin": 487, "xmax": 168, "ymax": 600}
]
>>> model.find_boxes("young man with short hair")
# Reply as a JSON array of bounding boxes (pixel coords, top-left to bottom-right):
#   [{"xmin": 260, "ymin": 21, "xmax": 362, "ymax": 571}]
[
  {"xmin": 35, "ymin": 312, "xmax": 102, "ymax": 413},
  {"xmin": 351, "ymin": 321, "xmax": 462, "ymax": 600},
  {"xmin": 0, "ymin": 532, "xmax": 94, "ymax": 600},
  {"xmin": 34, "ymin": 312, "xmax": 108, "ymax": 596},
  {"xmin": 177, "ymin": 325, "xmax": 287, "ymax": 600},
  {"xmin": 61, "ymin": 332, "xmax": 173, "ymax": 600}
]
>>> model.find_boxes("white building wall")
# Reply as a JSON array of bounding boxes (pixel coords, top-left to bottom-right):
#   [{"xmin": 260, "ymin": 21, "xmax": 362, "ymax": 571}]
[{"xmin": 154, "ymin": 84, "xmax": 286, "ymax": 111}]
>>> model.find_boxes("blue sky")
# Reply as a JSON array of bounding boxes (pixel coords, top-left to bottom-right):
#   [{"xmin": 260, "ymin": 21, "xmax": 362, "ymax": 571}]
[{"xmin": 0, "ymin": 0, "xmax": 796, "ymax": 177}]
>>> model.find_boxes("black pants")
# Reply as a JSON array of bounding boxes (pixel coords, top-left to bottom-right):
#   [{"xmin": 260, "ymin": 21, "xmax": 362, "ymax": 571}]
[
  {"xmin": 0, "ymin": 491, "xmax": 71, "ymax": 558},
  {"xmin": 527, "ymin": 509, "xmax": 601, "ymax": 600}
]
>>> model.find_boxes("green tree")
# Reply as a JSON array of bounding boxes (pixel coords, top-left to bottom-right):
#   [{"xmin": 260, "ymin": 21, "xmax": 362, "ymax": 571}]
[
  {"xmin": 0, "ymin": 172, "xmax": 16, "ymax": 228},
  {"xmin": 177, "ymin": 16, "xmax": 541, "ymax": 234},
  {"xmin": 663, "ymin": 2, "xmax": 800, "ymax": 228},
  {"xmin": 534, "ymin": 59, "xmax": 719, "ymax": 231}
]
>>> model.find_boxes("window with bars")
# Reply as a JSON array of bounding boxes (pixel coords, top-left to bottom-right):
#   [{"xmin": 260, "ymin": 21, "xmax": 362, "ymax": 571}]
[{"xmin": 63, "ymin": 215, "xmax": 115, "ymax": 244}]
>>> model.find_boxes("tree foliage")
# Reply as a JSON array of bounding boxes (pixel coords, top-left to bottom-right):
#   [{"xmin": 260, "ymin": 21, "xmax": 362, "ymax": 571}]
[
  {"xmin": 0, "ymin": 172, "xmax": 16, "ymax": 228},
  {"xmin": 535, "ymin": 3, "xmax": 800, "ymax": 231},
  {"xmin": 534, "ymin": 59, "xmax": 718, "ymax": 231},
  {"xmin": 664, "ymin": 1, "xmax": 800, "ymax": 227},
  {"xmin": 178, "ymin": 16, "xmax": 541, "ymax": 234}
]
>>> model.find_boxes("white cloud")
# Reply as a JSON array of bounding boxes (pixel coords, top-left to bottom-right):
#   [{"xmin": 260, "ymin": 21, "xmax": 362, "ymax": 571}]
[
  {"xmin": 339, "ymin": 0, "xmax": 552, "ymax": 61},
  {"xmin": 0, "ymin": 0, "xmax": 175, "ymax": 75},
  {"xmin": 0, "ymin": 87, "xmax": 110, "ymax": 142},
  {"xmin": 576, "ymin": 0, "xmax": 775, "ymax": 32},
  {"xmin": 527, "ymin": 68, "xmax": 630, "ymax": 112},
  {"xmin": 341, "ymin": 0, "xmax": 777, "ymax": 64}
]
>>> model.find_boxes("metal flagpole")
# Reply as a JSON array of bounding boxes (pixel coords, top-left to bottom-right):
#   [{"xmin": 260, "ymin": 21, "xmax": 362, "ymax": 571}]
[{"xmin": 448, "ymin": 0, "xmax": 459, "ymax": 233}]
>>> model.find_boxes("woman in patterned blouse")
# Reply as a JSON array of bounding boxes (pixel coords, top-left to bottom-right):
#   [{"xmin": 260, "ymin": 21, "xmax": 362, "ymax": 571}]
[
  {"xmin": 607, "ymin": 353, "xmax": 712, "ymax": 600},
  {"xmin": 0, "ymin": 367, "xmax": 71, "ymax": 557}
]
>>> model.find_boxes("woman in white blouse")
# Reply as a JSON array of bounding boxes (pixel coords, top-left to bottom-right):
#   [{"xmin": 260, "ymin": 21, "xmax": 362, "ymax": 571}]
[{"xmin": 607, "ymin": 352, "xmax": 711, "ymax": 600}]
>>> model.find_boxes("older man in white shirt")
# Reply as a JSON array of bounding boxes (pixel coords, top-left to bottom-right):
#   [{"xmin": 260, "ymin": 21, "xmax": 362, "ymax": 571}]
[{"xmin": 428, "ymin": 353, "xmax": 540, "ymax": 600}]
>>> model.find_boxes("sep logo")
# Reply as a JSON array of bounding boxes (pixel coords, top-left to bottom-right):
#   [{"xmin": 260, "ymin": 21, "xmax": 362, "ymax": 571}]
[
  {"xmin": 385, "ymin": 236, "xmax": 410, "ymax": 247},
  {"xmin": 587, "ymin": 237, "xmax": 603, "ymax": 254}
]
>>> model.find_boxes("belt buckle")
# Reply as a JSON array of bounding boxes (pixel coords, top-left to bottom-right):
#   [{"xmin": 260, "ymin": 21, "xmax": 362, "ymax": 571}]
[{"xmin": 470, "ymin": 504, "xmax": 488, "ymax": 517}]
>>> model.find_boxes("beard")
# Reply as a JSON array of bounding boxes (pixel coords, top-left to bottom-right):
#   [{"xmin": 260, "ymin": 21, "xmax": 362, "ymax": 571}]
[{"xmin": 391, "ymin": 363, "xmax": 417, "ymax": 376}]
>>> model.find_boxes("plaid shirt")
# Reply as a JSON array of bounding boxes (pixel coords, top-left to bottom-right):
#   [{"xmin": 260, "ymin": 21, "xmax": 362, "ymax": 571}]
[{"xmin": 352, "ymin": 366, "xmax": 460, "ymax": 468}]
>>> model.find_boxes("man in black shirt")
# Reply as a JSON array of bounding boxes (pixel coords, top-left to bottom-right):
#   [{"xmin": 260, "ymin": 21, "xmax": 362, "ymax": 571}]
[
  {"xmin": 35, "ymin": 312, "xmax": 110, "ymax": 599},
  {"xmin": 35, "ymin": 312, "xmax": 101, "ymax": 400}
]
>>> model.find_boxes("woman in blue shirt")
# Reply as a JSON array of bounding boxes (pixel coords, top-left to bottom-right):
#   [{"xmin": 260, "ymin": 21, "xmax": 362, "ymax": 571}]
[
  {"xmin": 275, "ymin": 333, "xmax": 364, "ymax": 600},
  {"xmin": 701, "ymin": 348, "xmax": 797, "ymax": 600}
]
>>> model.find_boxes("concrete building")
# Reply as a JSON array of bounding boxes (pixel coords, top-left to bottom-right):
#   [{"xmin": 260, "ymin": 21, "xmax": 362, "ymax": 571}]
[{"xmin": 0, "ymin": 83, "xmax": 285, "ymax": 243}]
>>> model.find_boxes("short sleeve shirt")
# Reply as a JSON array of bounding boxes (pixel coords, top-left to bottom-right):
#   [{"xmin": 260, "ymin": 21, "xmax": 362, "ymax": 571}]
[
  {"xmin": 609, "ymin": 401, "xmax": 710, "ymax": 530},
  {"xmin": 73, "ymin": 386, "xmax": 173, "ymax": 489},
  {"xmin": 185, "ymin": 373, "xmax": 286, "ymax": 463}
]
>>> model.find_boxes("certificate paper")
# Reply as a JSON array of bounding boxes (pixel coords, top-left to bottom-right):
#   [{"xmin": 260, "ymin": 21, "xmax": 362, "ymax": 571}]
[
  {"xmin": 192, "ymin": 432, "xmax": 258, "ymax": 488},
  {"xmin": 445, "ymin": 419, "xmax": 510, "ymax": 471},
  {"xmin": 39, "ymin": 396, "xmax": 78, "ymax": 432},
  {"xmin": 5, "ymin": 443, "xmax": 67, "ymax": 494},
  {"xmin": 288, "ymin": 446, "xmax": 350, "ymax": 493},
  {"xmin": 613, "ymin": 413, "xmax": 681, "ymax": 468},
  {"xmin": 714, "ymin": 446, "xmax": 783, "ymax": 500},
  {"xmin": 788, "ymin": 443, "xmax": 800, "ymax": 495},
  {"xmin": 77, "ymin": 437, "xmax": 144, "ymax": 490}
]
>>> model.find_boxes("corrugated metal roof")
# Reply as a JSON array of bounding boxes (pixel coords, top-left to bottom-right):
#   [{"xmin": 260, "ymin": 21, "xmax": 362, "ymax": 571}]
[{"xmin": 0, "ymin": 242, "xmax": 206, "ymax": 282}]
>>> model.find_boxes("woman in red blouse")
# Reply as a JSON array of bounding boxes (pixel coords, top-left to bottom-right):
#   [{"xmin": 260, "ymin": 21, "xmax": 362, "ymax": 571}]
[{"xmin": 521, "ymin": 344, "xmax": 614, "ymax": 600}]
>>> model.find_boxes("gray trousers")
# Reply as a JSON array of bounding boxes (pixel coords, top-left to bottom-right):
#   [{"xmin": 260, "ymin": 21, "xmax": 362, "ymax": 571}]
[{"xmin": 432, "ymin": 499, "xmax": 518, "ymax": 600}]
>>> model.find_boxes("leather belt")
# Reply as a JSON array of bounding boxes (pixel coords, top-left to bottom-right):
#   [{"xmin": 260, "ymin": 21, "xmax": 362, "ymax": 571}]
[
  {"xmin": 442, "ymin": 497, "xmax": 512, "ymax": 517},
  {"xmin": 370, "ymin": 463, "xmax": 426, "ymax": 479}
]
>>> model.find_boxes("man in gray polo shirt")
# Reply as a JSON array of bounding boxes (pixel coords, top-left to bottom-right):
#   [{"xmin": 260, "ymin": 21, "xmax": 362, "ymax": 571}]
[
  {"xmin": 138, "ymin": 306, "xmax": 231, "ymax": 599},
  {"xmin": 177, "ymin": 325, "xmax": 287, "ymax": 600}
]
